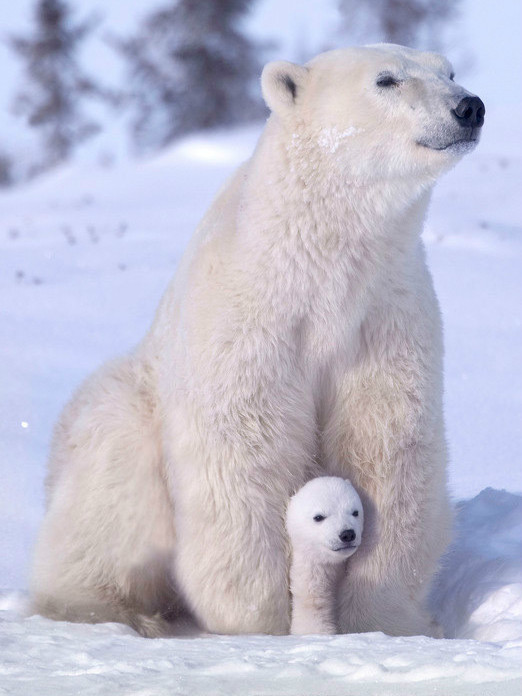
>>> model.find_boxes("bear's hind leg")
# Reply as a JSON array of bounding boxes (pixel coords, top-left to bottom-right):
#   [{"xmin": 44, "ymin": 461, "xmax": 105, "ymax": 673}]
[{"xmin": 30, "ymin": 357, "xmax": 181, "ymax": 636}]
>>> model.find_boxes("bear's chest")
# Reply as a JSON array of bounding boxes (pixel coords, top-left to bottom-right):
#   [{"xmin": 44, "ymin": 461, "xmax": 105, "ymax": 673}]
[{"xmin": 295, "ymin": 287, "xmax": 364, "ymax": 378}]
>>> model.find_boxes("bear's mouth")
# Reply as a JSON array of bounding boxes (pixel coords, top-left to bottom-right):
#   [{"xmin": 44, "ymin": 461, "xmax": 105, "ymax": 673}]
[
  {"xmin": 333, "ymin": 543, "xmax": 359, "ymax": 552},
  {"xmin": 417, "ymin": 134, "xmax": 479, "ymax": 152}
]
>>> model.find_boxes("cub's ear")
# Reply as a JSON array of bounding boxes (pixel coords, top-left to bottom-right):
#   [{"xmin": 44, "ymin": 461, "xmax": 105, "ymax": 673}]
[{"xmin": 261, "ymin": 61, "xmax": 309, "ymax": 116}]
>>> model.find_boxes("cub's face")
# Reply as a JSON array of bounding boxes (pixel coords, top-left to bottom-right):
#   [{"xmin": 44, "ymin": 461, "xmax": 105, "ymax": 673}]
[
  {"xmin": 286, "ymin": 477, "xmax": 364, "ymax": 565},
  {"xmin": 262, "ymin": 45, "xmax": 484, "ymax": 182}
]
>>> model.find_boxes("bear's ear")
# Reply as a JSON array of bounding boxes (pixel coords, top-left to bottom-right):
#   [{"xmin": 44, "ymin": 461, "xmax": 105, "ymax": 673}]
[{"xmin": 261, "ymin": 61, "xmax": 309, "ymax": 116}]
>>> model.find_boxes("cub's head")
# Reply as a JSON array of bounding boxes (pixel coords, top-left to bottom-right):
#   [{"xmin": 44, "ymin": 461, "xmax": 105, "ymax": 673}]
[
  {"xmin": 262, "ymin": 44, "xmax": 484, "ymax": 183},
  {"xmin": 286, "ymin": 477, "xmax": 364, "ymax": 564}
]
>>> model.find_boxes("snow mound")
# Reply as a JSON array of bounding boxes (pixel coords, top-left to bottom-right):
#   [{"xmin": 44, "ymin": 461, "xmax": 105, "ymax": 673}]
[
  {"xmin": 431, "ymin": 488, "xmax": 522, "ymax": 642},
  {"xmin": 1, "ymin": 488, "xmax": 521, "ymax": 695}
]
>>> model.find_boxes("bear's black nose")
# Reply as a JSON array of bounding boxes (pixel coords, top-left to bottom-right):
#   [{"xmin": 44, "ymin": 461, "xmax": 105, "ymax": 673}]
[
  {"xmin": 339, "ymin": 529, "xmax": 356, "ymax": 543},
  {"xmin": 452, "ymin": 96, "xmax": 485, "ymax": 128}
]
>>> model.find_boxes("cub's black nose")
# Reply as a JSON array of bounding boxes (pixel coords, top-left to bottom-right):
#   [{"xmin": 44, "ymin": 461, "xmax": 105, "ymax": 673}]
[
  {"xmin": 452, "ymin": 96, "xmax": 485, "ymax": 128},
  {"xmin": 339, "ymin": 529, "xmax": 356, "ymax": 543}
]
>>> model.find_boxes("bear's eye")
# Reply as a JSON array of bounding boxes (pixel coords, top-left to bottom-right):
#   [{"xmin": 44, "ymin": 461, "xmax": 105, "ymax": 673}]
[
  {"xmin": 313, "ymin": 514, "xmax": 326, "ymax": 522},
  {"xmin": 449, "ymin": 72, "xmax": 455, "ymax": 82},
  {"xmin": 376, "ymin": 74, "xmax": 400, "ymax": 88},
  {"xmin": 353, "ymin": 510, "xmax": 359, "ymax": 517}
]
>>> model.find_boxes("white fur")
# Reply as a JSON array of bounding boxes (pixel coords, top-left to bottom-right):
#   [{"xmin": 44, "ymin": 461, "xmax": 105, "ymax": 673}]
[
  {"xmin": 31, "ymin": 44, "xmax": 483, "ymax": 637},
  {"xmin": 287, "ymin": 477, "xmax": 363, "ymax": 634}
]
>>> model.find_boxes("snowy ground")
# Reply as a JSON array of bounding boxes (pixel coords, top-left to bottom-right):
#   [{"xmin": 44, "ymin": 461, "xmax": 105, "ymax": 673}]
[{"xmin": 1, "ymin": 123, "xmax": 521, "ymax": 693}]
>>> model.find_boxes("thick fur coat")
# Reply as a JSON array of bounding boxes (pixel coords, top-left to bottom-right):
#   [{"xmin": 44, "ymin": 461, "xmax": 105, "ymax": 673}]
[{"xmin": 31, "ymin": 44, "xmax": 484, "ymax": 637}]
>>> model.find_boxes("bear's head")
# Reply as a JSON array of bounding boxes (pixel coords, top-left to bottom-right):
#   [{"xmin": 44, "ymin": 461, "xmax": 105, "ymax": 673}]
[
  {"xmin": 262, "ymin": 45, "xmax": 485, "ymax": 184},
  {"xmin": 286, "ymin": 477, "xmax": 364, "ymax": 564}
]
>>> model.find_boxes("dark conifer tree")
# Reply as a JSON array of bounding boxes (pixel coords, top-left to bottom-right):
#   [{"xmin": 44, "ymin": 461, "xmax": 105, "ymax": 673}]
[
  {"xmin": 113, "ymin": 0, "xmax": 265, "ymax": 152},
  {"xmin": 338, "ymin": 0, "xmax": 458, "ymax": 49},
  {"xmin": 10, "ymin": 0, "xmax": 103, "ymax": 168},
  {"xmin": 0, "ymin": 152, "xmax": 13, "ymax": 188}
]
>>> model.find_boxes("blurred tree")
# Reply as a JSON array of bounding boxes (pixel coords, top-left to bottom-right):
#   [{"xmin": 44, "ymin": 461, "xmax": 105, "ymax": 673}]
[
  {"xmin": 9, "ymin": 0, "xmax": 105, "ymax": 170},
  {"xmin": 112, "ymin": 0, "xmax": 265, "ymax": 152},
  {"xmin": 0, "ymin": 152, "xmax": 13, "ymax": 188},
  {"xmin": 338, "ymin": 0, "xmax": 459, "ymax": 49}
]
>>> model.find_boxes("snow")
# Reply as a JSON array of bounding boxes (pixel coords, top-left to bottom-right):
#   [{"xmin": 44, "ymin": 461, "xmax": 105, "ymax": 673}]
[
  {"xmin": 1, "ymin": 2, "xmax": 522, "ymax": 690},
  {"xmin": 317, "ymin": 126, "xmax": 361, "ymax": 153},
  {"xmin": 430, "ymin": 489, "xmax": 522, "ymax": 643},
  {"xmin": 0, "ymin": 609, "xmax": 520, "ymax": 696}
]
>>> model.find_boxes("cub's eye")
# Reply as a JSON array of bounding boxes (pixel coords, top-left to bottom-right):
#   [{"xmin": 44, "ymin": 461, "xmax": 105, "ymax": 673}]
[
  {"xmin": 313, "ymin": 514, "xmax": 326, "ymax": 522},
  {"xmin": 449, "ymin": 72, "xmax": 455, "ymax": 81},
  {"xmin": 353, "ymin": 510, "xmax": 359, "ymax": 517},
  {"xmin": 376, "ymin": 74, "xmax": 400, "ymax": 88}
]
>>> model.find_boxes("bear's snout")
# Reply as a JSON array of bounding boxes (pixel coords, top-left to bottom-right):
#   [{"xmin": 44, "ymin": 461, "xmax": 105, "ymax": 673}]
[
  {"xmin": 339, "ymin": 529, "xmax": 356, "ymax": 543},
  {"xmin": 452, "ymin": 96, "xmax": 485, "ymax": 129}
]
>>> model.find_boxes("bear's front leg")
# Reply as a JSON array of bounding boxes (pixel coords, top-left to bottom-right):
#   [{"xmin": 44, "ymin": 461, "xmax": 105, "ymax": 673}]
[
  {"xmin": 165, "ymin": 379, "xmax": 317, "ymax": 635},
  {"xmin": 323, "ymin": 298, "xmax": 452, "ymax": 637}
]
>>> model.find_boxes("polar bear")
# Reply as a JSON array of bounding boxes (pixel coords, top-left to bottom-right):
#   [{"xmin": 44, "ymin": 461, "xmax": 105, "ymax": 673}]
[
  {"xmin": 31, "ymin": 44, "xmax": 484, "ymax": 638},
  {"xmin": 287, "ymin": 477, "xmax": 363, "ymax": 635}
]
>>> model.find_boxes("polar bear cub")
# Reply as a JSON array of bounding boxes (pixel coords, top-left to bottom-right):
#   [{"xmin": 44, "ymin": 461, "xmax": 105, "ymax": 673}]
[{"xmin": 286, "ymin": 477, "xmax": 363, "ymax": 635}]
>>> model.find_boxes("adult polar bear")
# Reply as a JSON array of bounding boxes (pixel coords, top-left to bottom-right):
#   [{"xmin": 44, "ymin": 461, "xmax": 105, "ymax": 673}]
[{"xmin": 31, "ymin": 44, "xmax": 484, "ymax": 638}]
